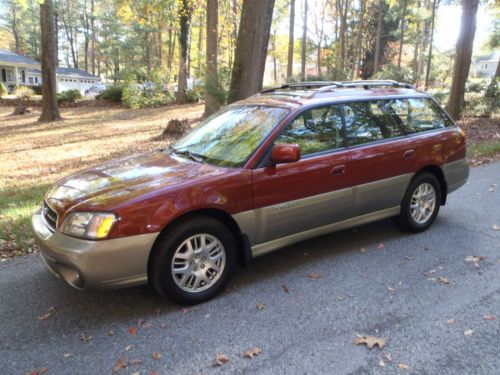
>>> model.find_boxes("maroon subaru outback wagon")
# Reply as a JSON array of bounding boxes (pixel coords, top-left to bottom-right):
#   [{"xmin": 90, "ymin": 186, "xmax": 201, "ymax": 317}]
[{"xmin": 33, "ymin": 80, "xmax": 469, "ymax": 304}]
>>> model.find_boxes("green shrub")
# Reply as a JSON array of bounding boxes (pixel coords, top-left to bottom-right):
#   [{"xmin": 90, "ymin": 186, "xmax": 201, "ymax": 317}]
[
  {"xmin": 186, "ymin": 85, "xmax": 203, "ymax": 103},
  {"xmin": 31, "ymin": 85, "xmax": 42, "ymax": 95},
  {"xmin": 122, "ymin": 83, "xmax": 144, "ymax": 109},
  {"xmin": 485, "ymin": 77, "xmax": 498, "ymax": 99},
  {"xmin": 57, "ymin": 89, "xmax": 82, "ymax": 103},
  {"xmin": 372, "ymin": 64, "xmax": 414, "ymax": 84},
  {"xmin": 428, "ymin": 89, "xmax": 449, "ymax": 106},
  {"xmin": 96, "ymin": 85, "xmax": 123, "ymax": 102},
  {"xmin": 13, "ymin": 85, "xmax": 35, "ymax": 99},
  {"xmin": 0, "ymin": 82, "xmax": 7, "ymax": 97},
  {"xmin": 466, "ymin": 79, "xmax": 488, "ymax": 93}
]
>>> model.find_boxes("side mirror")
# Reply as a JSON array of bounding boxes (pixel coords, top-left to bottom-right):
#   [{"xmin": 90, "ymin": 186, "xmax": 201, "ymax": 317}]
[{"xmin": 270, "ymin": 144, "xmax": 301, "ymax": 164}]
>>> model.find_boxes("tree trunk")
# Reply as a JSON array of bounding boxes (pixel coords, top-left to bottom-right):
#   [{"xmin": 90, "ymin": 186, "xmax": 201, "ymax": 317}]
[
  {"xmin": 11, "ymin": 6, "xmax": 21, "ymax": 54},
  {"xmin": 176, "ymin": 0, "xmax": 192, "ymax": 104},
  {"xmin": 91, "ymin": 0, "xmax": 96, "ymax": 75},
  {"xmin": 352, "ymin": 0, "xmax": 366, "ymax": 79},
  {"xmin": 425, "ymin": 0, "xmax": 438, "ymax": 90},
  {"xmin": 373, "ymin": 0, "xmax": 384, "ymax": 74},
  {"xmin": 446, "ymin": 0, "xmax": 479, "ymax": 120},
  {"xmin": 495, "ymin": 58, "xmax": 500, "ymax": 78},
  {"xmin": 228, "ymin": 0, "xmax": 275, "ymax": 103},
  {"xmin": 397, "ymin": 0, "xmax": 408, "ymax": 68},
  {"xmin": 203, "ymin": 0, "xmax": 220, "ymax": 117},
  {"xmin": 287, "ymin": 0, "xmax": 296, "ymax": 79},
  {"xmin": 39, "ymin": 0, "xmax": 61, "ymax": 123},
  {"xmin": 300, "ymin": 0, "xmax": 308, "ymax": 80},
  {"xmin": 197, "ymin": 11, "xmax": 204, "ymax": 78}
]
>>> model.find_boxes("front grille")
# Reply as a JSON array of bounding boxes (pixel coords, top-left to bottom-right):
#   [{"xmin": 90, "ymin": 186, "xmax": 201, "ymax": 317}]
[{"xmin": 43, "ymin": 202, "xmax": 58, "ymax": 232}]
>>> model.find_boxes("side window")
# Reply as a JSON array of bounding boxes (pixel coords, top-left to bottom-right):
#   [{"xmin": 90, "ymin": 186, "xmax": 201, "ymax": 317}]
[
  {"xmin": 274, "ymin": 105, "xmax": 344, "ymax": 156},
  {"xmin": 390, "ymin": 98, "xmax": 453, "ymax": 133},
  {"xmin": 343, "ymin": 101, "xmax": 404, "ymax": 146}
]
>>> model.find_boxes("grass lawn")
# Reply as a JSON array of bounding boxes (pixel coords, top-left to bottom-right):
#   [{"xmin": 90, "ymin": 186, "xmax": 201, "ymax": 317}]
[
  {"xmin": 0, "ymin": 105, "xmax": 498, "ymax": 259},
  {"xmin": 0, "ymin": 104, "xmax": 203, "ymax": 259}
]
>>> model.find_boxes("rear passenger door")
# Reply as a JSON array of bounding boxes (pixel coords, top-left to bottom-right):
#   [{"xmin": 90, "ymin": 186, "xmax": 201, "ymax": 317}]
[{"xmin": 344, "ymin": 99, "xmax": 416, "ymax": 217}]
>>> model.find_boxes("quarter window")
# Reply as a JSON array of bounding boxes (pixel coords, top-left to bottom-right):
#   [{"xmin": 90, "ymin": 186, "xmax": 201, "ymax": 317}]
[
  {"xmin": 390, "ymin": 98, "xmax": 453, "ymax": 133},
  {"xmin": 274, "ymin": 105, "xmax": 344, "ymax": 156}
]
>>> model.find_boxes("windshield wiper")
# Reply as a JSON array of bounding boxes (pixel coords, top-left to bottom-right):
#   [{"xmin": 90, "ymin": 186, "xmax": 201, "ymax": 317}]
[{"xmin": 168, "ymin": 145, "xmax": 206, "ymax": 163}]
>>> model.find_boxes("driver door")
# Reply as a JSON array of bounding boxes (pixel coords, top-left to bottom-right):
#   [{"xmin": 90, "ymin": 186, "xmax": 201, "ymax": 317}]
[{"xmin": 249, "ymin": 104, "xmax": 353, "ymax": 247}]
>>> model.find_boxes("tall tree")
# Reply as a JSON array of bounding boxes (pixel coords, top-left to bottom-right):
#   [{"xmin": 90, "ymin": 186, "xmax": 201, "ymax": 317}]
[
  {"xmin": 352, "ymin": 0, "xmax": 366, "ymax": 79},
  {"xmin": 203, "ymin": 0, "xmax": 219, "ymax": 117},
  {"xmin": 176, "ymin": 0, "xmax": 193, "ymax": 104},
  {"xmin": 39, "ymin": 0, "xmax": 61, "ymax": 123},
  {"xmin": 446, "ymin": 0, "xmax": 480, "ymax": 119},
  {"xmin": 424, "ymin": 0, "xmax": 438, "ymax": 90},
  {"xmin": 397, "ymin": 0, "xmax": 408, "ymax": 68},
  {"xmin": 287, "ymin": 0, "xmax": 296, "ymax": 79},
  {"xmin": 228, "ymin": 0, "xmax": 275, "ymax": 103},
  {"xmin": 300, "ymin": 0, "xmax": 307, "ymax": 79},
  {"xmin": 373, "ymin": 0, "xmax": 384, "ymax": 74}
]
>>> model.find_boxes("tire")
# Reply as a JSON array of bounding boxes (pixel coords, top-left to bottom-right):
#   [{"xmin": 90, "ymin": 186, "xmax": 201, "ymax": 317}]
[
  {"xmin": 394, "ymin": 172, "xmax": 441, "ymax": 233},
  {"xmin": 149, "ymin": 215, "xmax": 236, "ymax": 305}
]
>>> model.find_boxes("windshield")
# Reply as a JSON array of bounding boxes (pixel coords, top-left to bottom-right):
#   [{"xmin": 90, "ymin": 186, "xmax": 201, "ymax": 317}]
[{"xmin": 172, "ymin": 105, "xmax": 289, "ymax": 168}]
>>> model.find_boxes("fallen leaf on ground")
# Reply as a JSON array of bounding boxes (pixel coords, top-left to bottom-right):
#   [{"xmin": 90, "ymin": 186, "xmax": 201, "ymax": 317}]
[
  {"xmin": 243, "ymin": 347, "xmax": 262, "ymax": 358},
  {"xmin": 387, "ymin": 286, "xmax": 396, "ymax": 292},
  {"xmin": 360, "ymin": 247, "xmax": 367, "ymax": 253},
  {"xmin": 447, "ymin": 319, "xmax": 456, "ymax": 325},
  {"xmin": 125, "ymin": 345, "xmax": 134, "ymax": 352},
  {"xmin": 383, "ymin": 353, "xmax": 393, "ymax": 362},
  {"xmin": 136, "ymin": 319, "xmax": 145, "ymax": 328},
  {"xmin": 181, "ymin": 308, "xmax": 190, "ymax": 314},
  {"xmin": 128, "ymin": 358, "xmax": 143, "ymax": 365},
  {"xmin": 213, "ymin": 353, "xmax": 229, "ymax": 367},
  {"xmin": 464, "ymin": 329, "xmax": 474, "ymax": 336},
  {"xmin": 336, "ymin": 294, "xmax": 346, "ymax": 301},
  {"xmin": 256, "ymin": 303, "xmax": 265, "ymax": 311},
  {"xmin": 437, "ymin": 277, "xmax": 449, "ymax": 285},
  {"xmin": 108, "ymin": 331, "xmax": 115, "ymax": 336},
  {"xmin": 308, "ymin": 272, "xmax": 323, "ymax": 280},
  {"xmin": 128, "ymin": 327, "xmax": 137, "ymax": 335},
  {"xmin": 112, "ymin": 356, "xmax": 127, "ymax": 373},
  {"xmin": 63, "ymin": 353, "xmax": 72, "ymax": 358},
  {"xmin": 378, "ymin": 243, "xmax": 385, "ymax": 249},
  {"xmin": 465, "ymin": 256, "xmax": 484, "ymax": 264},
  {"xmin": 492, "ymin": 224, "xmax": 500, "ymax": 231},
  {"xmin": 354, "ymin": 335, "xmax": 386, "ymax": 350},
  {"xmin": 159, "ymin": 323, "xmax": 167, "ymax": 329},
  {"xmin": 483, "ymin": 314, "xmax": 496, "ymax": 321},
  {"xmin": 397, "ymin": 363, "xmax": 409, "ymax": 370},
  {"xmin": 282, "ymin": 285, "xmax": 290, "ymax": 293},
  {"xmin": 379, "ymin": 359, "xmax": 385, "ymax": 367},
  {"xmin": 79, "ymin": 333, "xmax": 92, "ymax": 342},
  {"xmin": 489, "ymin": 184, "xmax": 497, "ymax": 192},
  {"xmin": 152, "ymin": 352, "xmax": 161, "ymax": 360},
  {"xmin": 38, "ymin": 306, "xmax": 57, "ymax": 320}
]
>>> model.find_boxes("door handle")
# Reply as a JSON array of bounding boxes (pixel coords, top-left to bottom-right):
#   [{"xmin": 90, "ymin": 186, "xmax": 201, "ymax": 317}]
[
  {"xmin": 331, "ymin": 165, "xmax": 346, "ymax": 175},
  {"xmin": 403, "ymin": 150, "xmax": 415, "ymax": 159}
]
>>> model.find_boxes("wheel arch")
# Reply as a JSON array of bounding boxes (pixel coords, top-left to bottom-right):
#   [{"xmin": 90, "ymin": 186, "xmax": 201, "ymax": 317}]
[
  {"xmin": 413, "ymin": 165, "xmax": 447, "ymax": 205},
  {"xmin": 147, "ymin": 208, "xmax": 252, "ymax": 280}
]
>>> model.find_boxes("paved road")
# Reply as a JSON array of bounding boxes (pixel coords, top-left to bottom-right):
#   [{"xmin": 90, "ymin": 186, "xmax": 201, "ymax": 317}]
[{"xmin": 1, "ymin": 163, "xmax": 499, "ymax": 375}]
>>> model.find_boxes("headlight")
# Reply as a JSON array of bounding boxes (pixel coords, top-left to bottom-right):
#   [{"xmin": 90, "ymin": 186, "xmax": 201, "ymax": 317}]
[{"xmin": 62, "ymin": 212, "xmax": 117, "ymax": 240}]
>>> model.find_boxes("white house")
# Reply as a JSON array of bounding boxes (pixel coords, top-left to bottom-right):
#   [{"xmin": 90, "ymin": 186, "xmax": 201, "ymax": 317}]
[
  {"xmin": 0, "ymin": 49, "xmax": 101, "ymax": 95},
  {"xmin": 470, "ymin": 50, "xmax": 500, "ymax": 78}
]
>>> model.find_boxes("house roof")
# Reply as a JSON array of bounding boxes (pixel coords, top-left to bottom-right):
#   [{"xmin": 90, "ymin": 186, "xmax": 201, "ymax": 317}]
[
  {"xmin": 0, "ymin": 49, "xmax": 40, "ymax": 66},
  {"xmin": 56, "ymin": 67, "xmax": 99, "ymax": 79},
  {"xmin": 474, "ymin": 50, "xmax": 500, "ymax": 63}
]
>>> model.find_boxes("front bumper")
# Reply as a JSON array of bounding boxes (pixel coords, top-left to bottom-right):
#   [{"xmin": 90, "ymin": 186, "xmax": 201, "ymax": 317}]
[{"xmin": 32, "ymin": 210, "xmax": 159, "ymax": 290}]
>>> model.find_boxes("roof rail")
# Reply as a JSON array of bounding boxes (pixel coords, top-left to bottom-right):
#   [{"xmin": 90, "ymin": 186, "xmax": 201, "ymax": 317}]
[
  {"xmin": 314, "ymin": 80, "xmax": 414, "ymax": 95},
  {"xmin": 260, "ymin": 81, "xmax": 343, "ymax": 94}
]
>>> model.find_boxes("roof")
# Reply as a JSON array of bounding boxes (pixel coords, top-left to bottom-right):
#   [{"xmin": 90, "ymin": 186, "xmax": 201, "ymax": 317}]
[
  {"xmin": 0, "ymin": 49, "xmax": 40, "ymax": 66},
  {"xmin": 243, "ymin": 81, "xmax": 428, "ymax": 108},
  {"xmin": 474, "ymin": 50, "xmax": 500, "ymax": 63},
  {"xmin": 56, "ymin": 67, "xmax": 99, "ymax": 79}
]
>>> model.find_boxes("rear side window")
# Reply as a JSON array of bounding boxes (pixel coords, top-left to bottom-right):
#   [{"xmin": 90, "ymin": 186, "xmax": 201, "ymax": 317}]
[
  {"xmin": 274, "ymin": 105, "xmax": 344, "ymax": 156},
  {"xmin": 389, "ymin": 98, "xmax": 454, "ymax": 133},
  {"xmin": 343, "ymin": 101, "xmax": 405, "ymax": 146}
]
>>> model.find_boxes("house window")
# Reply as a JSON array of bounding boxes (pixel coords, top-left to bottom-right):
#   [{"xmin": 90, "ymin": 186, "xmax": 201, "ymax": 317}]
[
  {"xmin": 28, "ymin": 77, "xmax": 34, "ymax": 84},
  {"xmin": 35, "ymin": 77, "xmax": 39, "ymax": 84},
  {"xmin": 482, "ymin": 63, "xmax": 488, "ymax": 69},
  {"xmin": 6, "ymin": 70, "xmax": 14, "ymax": 82}
]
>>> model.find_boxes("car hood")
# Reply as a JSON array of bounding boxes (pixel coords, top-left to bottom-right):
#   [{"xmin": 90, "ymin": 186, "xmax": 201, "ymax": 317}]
[{"xmin": 45, "ymin": 150, "xmax": 228, "ymax": 212}]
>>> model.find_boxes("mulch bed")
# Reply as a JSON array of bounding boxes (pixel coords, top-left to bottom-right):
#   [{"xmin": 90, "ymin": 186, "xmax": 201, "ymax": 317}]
[{"xmin": 458, "ymin": 116, "xmax": 500, "ymax": 166}]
